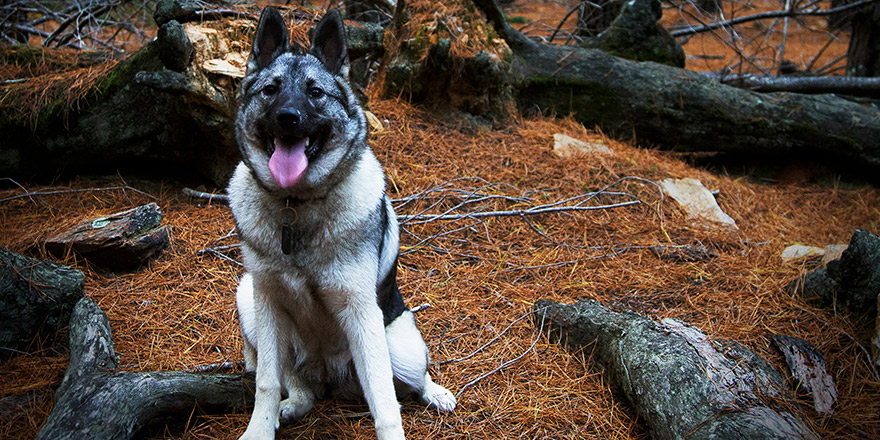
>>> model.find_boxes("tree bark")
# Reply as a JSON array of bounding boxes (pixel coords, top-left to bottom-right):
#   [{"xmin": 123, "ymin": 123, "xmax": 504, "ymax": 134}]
[
  {"xmin": 473, "ymin": 0, "xmax": 880, "ymax": 172},
  {"xmin": 846, "ymin": 0, "xmax": 880, "ymax": 76},
  {"xmin": 534, "ymin": 299, "xmax": 819, "ymax": 440},
  {"xmin": 36, "ymin": 298, "xmax": 254, "ymax": 440}
]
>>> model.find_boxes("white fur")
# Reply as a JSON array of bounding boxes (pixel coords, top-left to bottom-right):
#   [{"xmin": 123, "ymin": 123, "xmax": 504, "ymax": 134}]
[{"xmin": 230, "ymin": 149, "xmax": 455, "ymax": 440}]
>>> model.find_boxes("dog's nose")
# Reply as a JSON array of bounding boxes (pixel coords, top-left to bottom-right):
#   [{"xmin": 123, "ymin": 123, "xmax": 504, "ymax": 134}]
[{"xmin": 277, "ymin": 109, "xmax": 301, "ymax": 127}]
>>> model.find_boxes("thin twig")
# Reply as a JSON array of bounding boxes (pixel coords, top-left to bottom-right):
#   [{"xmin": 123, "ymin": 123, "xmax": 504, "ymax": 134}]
[
  {"xmin": 182, "ymin": 187, "xmax": 230, "ymax": 205},
  {"xmin": 548, "ymin": 2, "xmax": 582, "ymax": 43},
  {"xmin": 410, "ymin": 303, "xmax": 431, "ymax": 313},
  {"xmin": 670, "ymin": 0, "xmax": 876, "ymax": 37},
  {"xmin": 455, "ymin": 310, "xmax": 546, "ymax": 398},
  {"xmin": 438, "ymin": 309, "xmax": 539, "ymax": 366},
  {"xmin": 0, "ymin": 186, "xmax": 156, "ymax": 203}
]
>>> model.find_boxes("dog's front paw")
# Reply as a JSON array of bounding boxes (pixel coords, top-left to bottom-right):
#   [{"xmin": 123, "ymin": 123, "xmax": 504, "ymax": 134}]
[
  {"xmin": 421, "ymin": 381, "xmax": 457, "ymax": 413},
  {"xmin": 375, "ymin": 423, "xmax": 406, "ymax": 440},
  {"xmin": 238, "ymin": 423, "xmax": 275, "ymax": 440}
]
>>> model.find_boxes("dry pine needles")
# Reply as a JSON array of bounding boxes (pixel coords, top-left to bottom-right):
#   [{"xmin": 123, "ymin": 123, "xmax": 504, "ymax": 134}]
[{"xmin": 0, "ymin": 97, "xmax": 878, "ymax": 439}]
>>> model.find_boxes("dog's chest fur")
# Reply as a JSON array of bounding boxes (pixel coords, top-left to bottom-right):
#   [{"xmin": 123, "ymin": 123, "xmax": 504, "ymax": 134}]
[{"xmin": 228, "ymin": 151, "xmax": 388, "ymax": 385}]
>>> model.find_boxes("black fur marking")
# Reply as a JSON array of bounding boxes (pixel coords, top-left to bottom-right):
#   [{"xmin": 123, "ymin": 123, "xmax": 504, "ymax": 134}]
[
  {"xmin": 251, "ymin": 7, "xmax": 289, "ymax": 72},
  {"xmin": 375, "ymin": 198, "xmax": 406, "ymax": 326},
  {"xmin": 377, "ymin": 256, "xmax": 407, "ymax": 327},
  {"xmin": 310, "ymin": 9, "xmax": 348, "ymax": 76}
]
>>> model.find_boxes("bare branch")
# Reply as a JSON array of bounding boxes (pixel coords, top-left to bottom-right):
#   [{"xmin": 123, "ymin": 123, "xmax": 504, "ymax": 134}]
[
  {"xmin": 670, "ymin": 0, "xmax": 877, "ymax": 37},
  {"xmin": 454, "ymin": 310, "xmax": 546, "ymax": 398},
  {"xmin": 0, "ymin": 186, "xmax": 156, "ymax": 204}
]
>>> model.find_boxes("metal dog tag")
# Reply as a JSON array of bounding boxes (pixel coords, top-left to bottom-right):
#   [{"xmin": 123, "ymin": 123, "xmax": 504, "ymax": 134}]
[{"xmin": 281, "ymin": 223, "xmax": 292, "ymax": 255}]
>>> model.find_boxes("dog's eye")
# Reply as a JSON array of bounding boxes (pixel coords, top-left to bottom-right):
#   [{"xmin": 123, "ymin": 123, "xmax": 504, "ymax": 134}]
[
  {"xmin": 262, "ymin": 84, "xmax": 278, "ymax": 96},
  {"xmin": 309, "ymin": 87, "xmax": 324, "ymax": 99}
]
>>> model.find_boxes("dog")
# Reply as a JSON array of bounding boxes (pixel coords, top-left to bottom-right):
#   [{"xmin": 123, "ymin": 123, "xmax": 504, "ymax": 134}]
[{"xmin": 227, "ymin": 7, "xmax": 456, "ymax": 440}]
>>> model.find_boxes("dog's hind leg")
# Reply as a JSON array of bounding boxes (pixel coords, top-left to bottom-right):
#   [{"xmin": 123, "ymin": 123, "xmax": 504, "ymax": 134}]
[{"xmin": 386, "ymin": 311, "xmax": 456, "ymax": 412}]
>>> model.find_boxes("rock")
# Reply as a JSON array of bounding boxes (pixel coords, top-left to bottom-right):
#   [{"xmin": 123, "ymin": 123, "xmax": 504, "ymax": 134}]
[
  {"xmin": 821, "ymin": 244, "xmax": 848, "ymax": 267},
  {"xmin": 156, "ymin": 20, "xmax": 193, "ymax": 71},
  {"xmin": 45, "ymin": 203, "xmax": 169, "ymax": 271},
  {"xmin": 591, "ymin": 0, "xmax": 686, "ymax": 67},
  {"xmin": 789, "ymin": 229, "xmax": 880, "ymax": 315},
  {"xmin": 552, "ymin": 133, "xmax": 613, "ymax": 158},
  {"xmin": 873, "ymin": 294, "xmax": 879, "ymax": 370},
  {"xmin": 0, "ymin": 248, "xmax": 85, "ymax": 355},
  {"xmin": 771, "ymin": 335, "xmax": 837, "ymax": 416},
  {"xmin": 365, "ymin": 111, "xmax": 384, "ymax": 132},
  {"xmin": 659, "ymin": 178, "xmax": 738, "ymax": 231},
  {"xmin": 782, "ymin": 245, "xmax": 825, "ymax": 263}
]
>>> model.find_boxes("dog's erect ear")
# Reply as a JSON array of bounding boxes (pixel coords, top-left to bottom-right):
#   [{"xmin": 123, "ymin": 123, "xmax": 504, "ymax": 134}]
[
  {"xmin": 309, "ymin": 9, "xmax": 348, "ymax": 77},
  {"xmin": 248, "ymin": 6, "xmax": 289, "ymax": 73}
]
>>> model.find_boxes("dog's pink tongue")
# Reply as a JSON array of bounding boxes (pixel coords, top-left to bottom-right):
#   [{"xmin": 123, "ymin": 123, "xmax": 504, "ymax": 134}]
[{"xmin": 268, "ymin": 138, "xmax": 308, "ymax": 188}]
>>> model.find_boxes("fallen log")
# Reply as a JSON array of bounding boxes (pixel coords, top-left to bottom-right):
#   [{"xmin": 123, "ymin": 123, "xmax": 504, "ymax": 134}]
[
  {"xmin": 534, "ymin": 299, "xmax": 819, "ymax": 440},
  {"xmin": 36, "ymin": 297, "xmax": 254, "ymax": 440},
  {"xmin": 472, "ymin": 0, "xmax": 880, "ymax": 173},
  {"xmin": 5, "ymin": 0, "xmax": 880, "ymax": 185}
]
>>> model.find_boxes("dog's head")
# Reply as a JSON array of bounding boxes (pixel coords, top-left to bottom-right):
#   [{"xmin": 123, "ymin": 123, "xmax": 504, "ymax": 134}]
[{"xmin": 236, "ymin": 7, "xmax": 366, "ymax": 196}]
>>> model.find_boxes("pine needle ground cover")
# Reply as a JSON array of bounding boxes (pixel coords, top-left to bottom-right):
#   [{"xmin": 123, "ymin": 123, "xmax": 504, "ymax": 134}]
[{"xmin": 1, "ymin": 98, "xmax": 878, "ymax": 440}]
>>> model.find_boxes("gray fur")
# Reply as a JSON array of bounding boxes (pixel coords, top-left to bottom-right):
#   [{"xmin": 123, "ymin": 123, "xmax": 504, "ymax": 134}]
[{"xmin": 228, "ymin": 8, "xmax": 455, "ymax": 440}]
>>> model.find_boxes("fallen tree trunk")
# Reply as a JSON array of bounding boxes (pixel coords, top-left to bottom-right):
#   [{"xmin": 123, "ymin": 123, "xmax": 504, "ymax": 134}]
[
  {"xmin": 534, "ymin": 299, "xmax": 819, "ymax": 440},
  {"xmin": 472, "ymin": 0, "xmax": 880, "ymax": 172},
  {"xmin": 36, "ymin": 297, "xmax": 254, "ymax": 440},
  {"xmin": 4, "ymin": 0, "xmax": 880, "ymax": 185}
]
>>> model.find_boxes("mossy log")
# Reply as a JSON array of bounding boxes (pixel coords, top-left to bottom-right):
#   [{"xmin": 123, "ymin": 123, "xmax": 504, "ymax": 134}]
[
  {"xmin": 473, "ymin": 0, "xmax": 880, "ymax": 173},
  {"xmin": 0, "ymin": 5, "xmax": 382, "ymax": 188},
  {"xmin": 535, "ymin": 299, "xmax": 819, "ymax": 440},
  {"xmin": 36, "ymin": 297, "xmax": 254, "ymax": 440},
  {"xmin": 5, "ymin": 0, "xmax": 880, "ymax": 185}
]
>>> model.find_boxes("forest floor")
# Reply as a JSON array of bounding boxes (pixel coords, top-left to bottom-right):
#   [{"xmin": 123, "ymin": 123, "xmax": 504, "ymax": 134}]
[
  {"xmin": 1, "ymin": 0, "xmax": 878, "ymax": 439},
  {"xmin": 2, "ymin": 98, "xmax": 878, "ymax": 439}
]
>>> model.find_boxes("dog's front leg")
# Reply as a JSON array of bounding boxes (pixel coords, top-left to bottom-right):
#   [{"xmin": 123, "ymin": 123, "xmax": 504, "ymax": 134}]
[
  {"xmin": 239, "ymin": 279, "xmax": 283, "ymax": 440},
  {"xmin": 338, "ymin": 294, "xmax": 405, "ymax": 440}
]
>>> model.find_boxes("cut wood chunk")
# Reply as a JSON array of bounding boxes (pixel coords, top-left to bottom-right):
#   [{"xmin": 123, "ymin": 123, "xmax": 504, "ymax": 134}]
[{"xmin": 772, "ymin": 335, "xmax": 838, "ymax": 416}]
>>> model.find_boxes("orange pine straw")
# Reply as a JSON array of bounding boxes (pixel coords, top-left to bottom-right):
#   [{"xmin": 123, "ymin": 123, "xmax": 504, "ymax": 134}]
[
  {"xmin": 1, "ymin": 97, "xmax": 878, "ymax": 439},
  {"xmin": 0, "ymin": 2, "xmax": 876, "ymax": 439}
]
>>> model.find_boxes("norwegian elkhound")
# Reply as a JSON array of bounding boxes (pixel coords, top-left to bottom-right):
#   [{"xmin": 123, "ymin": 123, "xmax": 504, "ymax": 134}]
[{"xmin": 227, "ymin": 7, "xmax": 456, "ymax": 440}]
